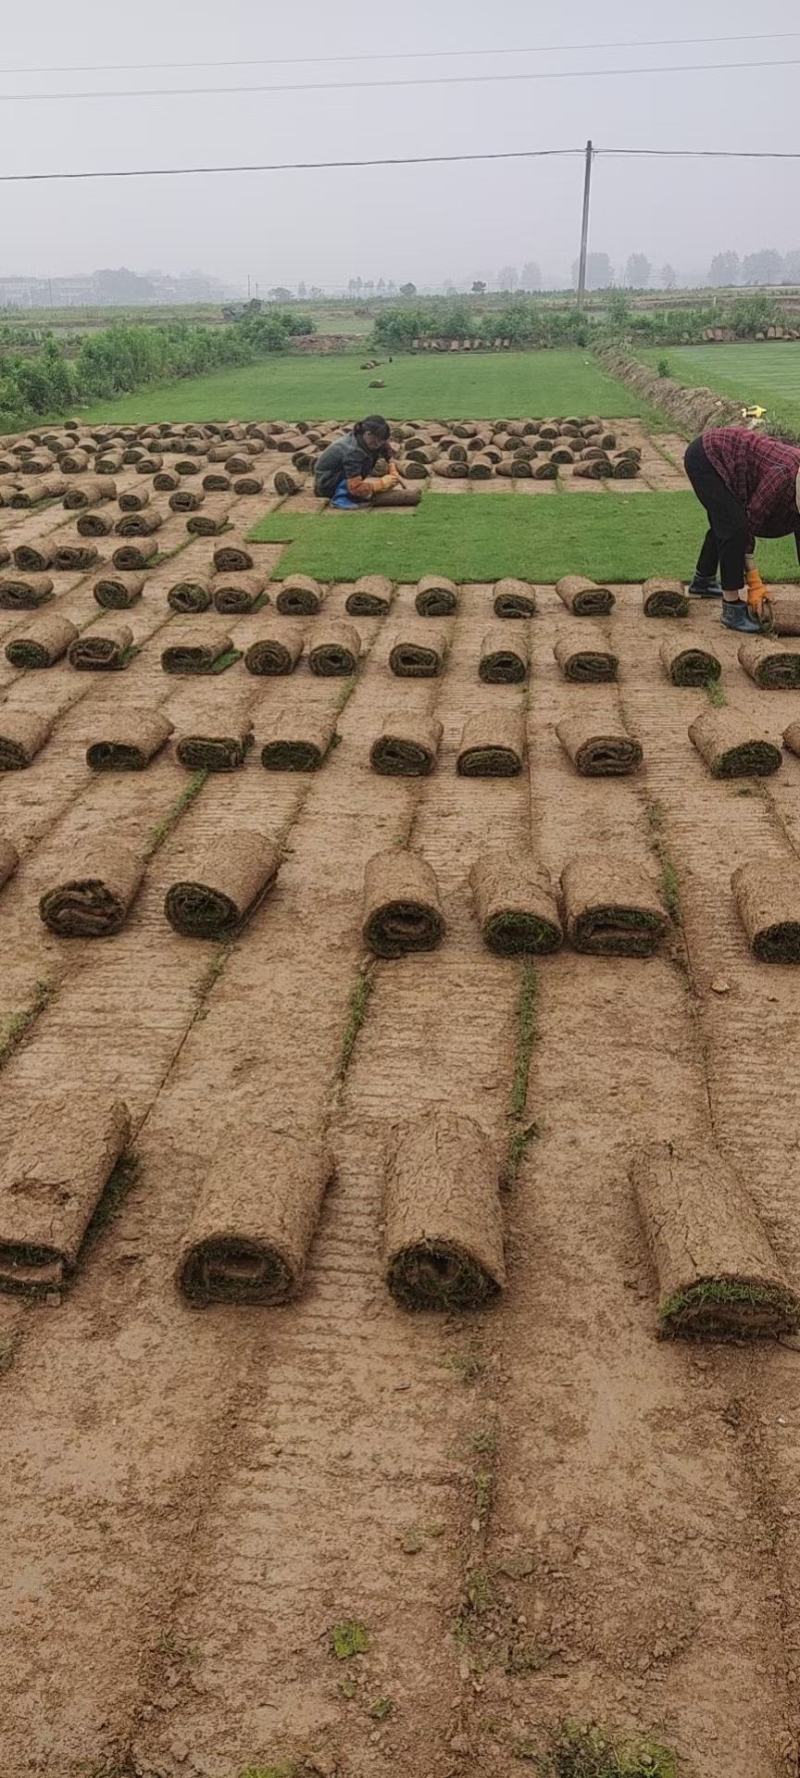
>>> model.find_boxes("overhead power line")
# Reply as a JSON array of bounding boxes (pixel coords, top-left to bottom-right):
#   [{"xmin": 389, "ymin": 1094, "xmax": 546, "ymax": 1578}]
[
  {"xmin": 3, "ymin": 145, "xmax": 800, "ymax": 186},
  {"xmin": 0, "ymin": 54, "xmax": 798, "ymax": 103},
  {"xmin": 1, "ymin": 29, "xmax": 799, "ymax": 78}
]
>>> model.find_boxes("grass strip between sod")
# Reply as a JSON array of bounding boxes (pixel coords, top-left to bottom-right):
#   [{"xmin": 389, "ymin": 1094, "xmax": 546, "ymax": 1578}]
[{"xmin": 247, "ymin": 491, "xmax": 800, "ymax": 585}]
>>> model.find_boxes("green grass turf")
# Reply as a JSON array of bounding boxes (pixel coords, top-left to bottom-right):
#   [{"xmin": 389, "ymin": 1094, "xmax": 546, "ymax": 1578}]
[
  {"xmin": 640, "ymin": 342, "xmax": 800, "ymax": 434},
  {"xmin": 82, "ymin": 349, "xmax": 644, "ymax": 423},
  {"xmin": 248, "ymin": 489, "xmax": 800, "ymax": 584}
]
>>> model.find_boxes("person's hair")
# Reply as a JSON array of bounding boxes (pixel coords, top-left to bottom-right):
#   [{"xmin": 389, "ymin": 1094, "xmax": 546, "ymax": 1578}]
[{"xmin": 356, "ymin": 415, "xmax": 390, "ymax": 442}]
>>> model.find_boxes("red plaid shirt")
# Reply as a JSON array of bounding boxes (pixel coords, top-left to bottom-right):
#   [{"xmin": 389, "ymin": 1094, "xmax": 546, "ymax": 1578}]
[{"xmin": 703, "ymin": 427, "xmax": 800, "ymax": 541}]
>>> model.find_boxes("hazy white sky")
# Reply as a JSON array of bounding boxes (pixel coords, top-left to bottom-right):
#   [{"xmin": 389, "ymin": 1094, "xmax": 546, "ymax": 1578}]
[{"xmin": 1, "ymin": 0, "xmax": 798, "ymax": 288}]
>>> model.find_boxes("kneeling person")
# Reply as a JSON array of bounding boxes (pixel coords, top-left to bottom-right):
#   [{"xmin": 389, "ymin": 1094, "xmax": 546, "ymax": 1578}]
[{"xmin": 314, "ymin": 415, "xmax": 404, "ymax": 509}]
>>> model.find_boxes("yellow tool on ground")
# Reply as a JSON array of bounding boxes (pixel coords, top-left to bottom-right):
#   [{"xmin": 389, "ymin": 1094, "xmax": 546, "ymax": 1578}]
[
  {"xmin": 745, "ymin": 554, "xmax": 772, "ymax": 629},
  {"xmin": 742, "ymin": 404, "xmax": 767, "ymax": 427}
]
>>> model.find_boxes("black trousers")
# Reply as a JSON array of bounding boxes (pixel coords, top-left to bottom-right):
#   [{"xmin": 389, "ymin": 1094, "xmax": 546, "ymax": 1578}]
[{"xmin": 684, "ymin": 436, "xmax": 750, "ymax": 591}]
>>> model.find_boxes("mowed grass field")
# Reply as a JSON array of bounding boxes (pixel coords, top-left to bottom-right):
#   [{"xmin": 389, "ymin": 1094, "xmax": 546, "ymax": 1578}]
[
  {"xmin": 641, "ymin": 342, "xmax": 800, "ymax": 433},
  {"xmin": 249, "ymin": 490, "xmax": 800, "ymax": 583},
  {"xmin": 82, "ymin": 349, "xmax": 645, "ymax": 423}
]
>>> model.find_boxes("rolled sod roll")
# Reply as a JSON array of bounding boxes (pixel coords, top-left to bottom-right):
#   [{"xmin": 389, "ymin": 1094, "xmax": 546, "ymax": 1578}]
[
  {"xmin": 533, "ymin": 459, "xmax": 558, "ymax": 480},
  {"xmin": 389, "ymin": 626, "xmax": 447, "ymax": 677},
  {"xmin": 68, "ymin": 623, "xmax": 133, "ymax": 671},
  {"xmin": 362, "ymin": 848, "xmax": 445, "ymax": 957},
  {"xmin": 557, "ymin": 710, "xmax": 643, "ymax": 777},
  {"xmin": 345, "ymin": 575, "xmax": 395, "ymax": 617},
  {"xmin": 86, "ymin": 710, "xmax": 175, "ymax": 771},
  {"xmin": 176, "ymin": 1130, "xmax": 330, "ymax": 1306},
  {"xmin": 113, "ymin": 543, "xmax": 157, "ymax": 572},
  {"xmin": 689, "ymin": 707, "xmax": 782, "ymax": 778},
  {"xmin": 611, "ymin": 456, "xmax": 639, "ymax": 479},
  {"xmin": 275, "ymin": 574, "xmax": 324, "ymax": 617},
  {"xmin": 556, "ymin": 575, "xmax": 615, "ymax": 617},
  {"xmin": 154, "ymin": 470, "xmax": 180, "ymax": 492},
  {"xmin": 308, "ymin": 621, "xmax": 361, "ymax": 677},
  {"xmin": 783, "ymin": 719, "xmax": 800, "ymax": 758},
  {"xmin": 184, "ymin": 515, "xmax": 227, "ymax": 533},
  {"xmin": 202, "ymin": 471, "xmax": 231, "ymax": 493},
  {"xmin": 370, "ymin": 712, "xmax": 443, "ymax": 776},
  {"xmin": 738, "ymin": 638, "xmax": 800, "ymax": 689},
  {"xmin": 169, "ymin": 484, "xmax": 205, "ymax": 513},
  {"xmin": 211, "ymin": 572, "xmax": 268, "ymax": 615},
  {"xmin": 554, "ymin": 624, "xmax": 618, "ymax": 683},
  {"xmin": 12, "ymin": 542, "xmax": 54, "ymax": 572},
  {"xmin": 274, "ymin": 468, "xmax": 303, "ymax": 496},
  {"xmin": 93, "ymin": 573, "xmax": 145, "ymax": 610},
  {"xmin": 175, "ymin": 708, "xmax": 254, "ymax": 771},
  {"xmin": 0, "ymin": 574, "xmax": 54, "ymax": 610},
  {"xmin": 161, "ymin": 632, "xmax": 235, "ymax": 675},
  {"xmin": 118, "ymin": 486, "xmax": 150, "ymax": 512},
  {"xmin": 52, "ymin": 542, "xmax": 100, "ymax": 573},
  {"xmin": 165, "ymin": 829, "xmax": 279, "ymax": 939},
  {"xmin": 768, "ymin": 591, "xmax": 800, "ymax": 636},
  {"xmin": 244, "ymin": 630, "xmax": 304, "ymax": 676},
  {"xmin": 631, "ymin": 1140, "xmax": 800, "ymax": 1339},
  {"xmin": 478, "ymin": 625, "xmax": 529, "ymax": 684},
  {"xmin": 213, "ymin": 540, "xmax": 254, "ymax": 574},
  {"xmin": 260, "ymin": 706, "xmax": 337, "ymax": 771},
  {"xmin": 470, "ymin": 850, "xmax": 562, "ymax": 955},
  {"xmin": 0, "ymin": 1093, "xmax": 130, "ymax": 1294},
  {"xmin": 62, "ymin": 477, "xmax": 116, "ymax": 508},
  {"xmin": 5, "ymin": 614, "xmax": 78, "ymax": 668},
  {"xmin": 39, "ymin": 840, "xmax": 146, "ymax": 936},
  {"xmin": 467, "ymin": 453, "xmax": 495, "ymax": 480},
  {"xmin": 493, "ymin": 578, "xmax": 536, "ymax": 618},
  {"xmin": 457, "ymin": 711, "xmax": 525, "ymax": 777},
  {"xmin": 77, "ymin": 510, "xmax": 114, "ymax": 538},
  {"xmin": 115, "ymin": 510, "xmax": 163, "ymax": 539},
  {"xmin": 642, "ymin": 578, "xmax": 690, "ymax": 619},
  {"xmin": 168, "ymin": 576, "xmax": 212, "ymax": 614},
  {"xmin": 416, "ymin": 575, "xmax": 458, "ymax": 617},
  {"xmin": 0, "ymin": 708, "xmax": 52, "ymax": 769},
  {"xmin": 732, "ymin": 859, "xmax": 800, "ymax": 963},
  {"xmin": 384, "ymin": 1110, "xmax": 506, "ymax": 1311},
  {"xmin": 233, "ymin": 475, "xmax": 265, "ymax": 497},
  {"xmin": 660, "ymin": 633, "xmax": 722, "ymax": 687},
  {"xmin": 561, "ymin": 854, "xmax": 667, "ymax": 955}
]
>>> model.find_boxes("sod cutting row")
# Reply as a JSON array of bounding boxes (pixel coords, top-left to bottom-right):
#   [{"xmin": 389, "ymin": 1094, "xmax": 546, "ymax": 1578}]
[{"xmin": 362, "ymin": 847, "xmax": 669, "ymax": 960}]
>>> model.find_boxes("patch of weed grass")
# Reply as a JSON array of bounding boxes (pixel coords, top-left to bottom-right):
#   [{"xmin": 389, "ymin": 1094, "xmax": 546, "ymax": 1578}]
[
  {"xmin": 368, "ymin": 1698, "xmax": 394, "ymax": 1721},
  {"xmin": 645, "ymin": 800, "xmax": 681, "ymax": 923},
  {"xmin": 704, "ymin": 676, "xmax": 726, "ymax": 709},
  {"xmin": 338, "ymin": 962, "xmax": 375, "ymax": 1079},
  {"xmin": 239, "ymin": 1765, "xmax": 297, "ymax": 1778},
  {"xmin": 0, "ymin": 977, "xmax": 55, "ymax": 1069},
  {"xmin": 145, "ymin": 769, "xmax": 208, "ymax": 857},
  {"xmin": 518, "ymin": 1720, "xmax": 678, "ymax": 1774},
  {"xmin": 330, "ymin": 1620, "xmax": 369, "ymax": 1659}
]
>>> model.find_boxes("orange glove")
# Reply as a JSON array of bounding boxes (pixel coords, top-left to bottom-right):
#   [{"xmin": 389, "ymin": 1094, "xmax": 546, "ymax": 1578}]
[
  {"xmin": 746, "ymin": 564, "xmax": 769, "ymax": 622},
  {"xmin": 362, "ymin": 474, "xmax": 396, "ymax": 494}
]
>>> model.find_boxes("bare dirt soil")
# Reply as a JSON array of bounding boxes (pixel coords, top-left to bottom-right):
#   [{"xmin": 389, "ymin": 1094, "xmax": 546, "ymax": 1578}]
[{"xmin": 1, "ymin": 433, "xmax": 800, "ymax": 1778}]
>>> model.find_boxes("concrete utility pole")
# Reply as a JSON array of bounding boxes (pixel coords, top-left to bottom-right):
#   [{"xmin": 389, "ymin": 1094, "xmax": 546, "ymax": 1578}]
[{"xmin": 576, "ymin": 139, "xmax": 594, "ymax": 310}]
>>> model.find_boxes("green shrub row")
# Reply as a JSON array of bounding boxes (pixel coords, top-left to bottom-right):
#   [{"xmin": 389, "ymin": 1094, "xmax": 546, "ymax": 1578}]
[
  {"xmin": 372, "ymin": 291, "xmax": 791, "ymax": 351},
  {"xmin": 0, "ymin": 310, "xmax": 312, "ymax": 426}
]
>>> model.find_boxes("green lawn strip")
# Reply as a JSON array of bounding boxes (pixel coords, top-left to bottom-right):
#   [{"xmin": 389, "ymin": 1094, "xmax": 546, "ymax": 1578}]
[
  {"xmin": 248, "ymin": 491, "xmax": 800, "ymax": 585},
  {"xmin": 639, "ymin": 342, "xmax": 800, "ymax": 434},
  {"xmin": 81, "ymin": 349, "xmax": 644, "ymax": 423}
]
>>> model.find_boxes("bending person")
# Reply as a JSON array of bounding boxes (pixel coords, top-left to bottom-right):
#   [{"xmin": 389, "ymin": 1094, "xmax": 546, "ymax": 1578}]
[
  {"xmin": 314, "ymin": 415, "xmax": 411, "ymax": 510},
  {"xmin": 684, "ymin": 426, "xmax": 800, "ymax": 633}
]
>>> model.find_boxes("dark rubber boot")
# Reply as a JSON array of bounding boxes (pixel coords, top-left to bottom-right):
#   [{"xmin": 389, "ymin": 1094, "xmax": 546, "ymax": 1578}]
[{"xmin": 688, "ymin": 573, "xmax": 722, "ymax": 598}]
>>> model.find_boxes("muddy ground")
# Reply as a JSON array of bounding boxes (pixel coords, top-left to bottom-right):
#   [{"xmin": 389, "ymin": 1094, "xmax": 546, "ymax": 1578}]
[{"xmin": 0, "ymin": 449, "xmax": 799, "ymax": 1778}]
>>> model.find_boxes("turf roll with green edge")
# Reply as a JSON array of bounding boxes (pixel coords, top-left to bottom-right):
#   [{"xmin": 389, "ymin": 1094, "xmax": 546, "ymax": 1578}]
[
  {"xmin": 561, "ymin": 854, "xmax": 666, "ymax": 955},
  {"xmin": 384, "ymin": 1109, "xmax": 506, "ymax": 1312},
  {"xmin": 470, "ymin": 851, "xmax": 562, "ymax": 955},
  {"xmin": 165, "ymin": 830, "xmax": 279, "ymax": 937},
  {"xmin": 457, "ymin": 711, "xmax": 525, "ymax": 777},
  {"xmin": 732, "ymin": 859, "xmax": 800, "ymax": 963},
  {"xmin": 632, "ymin": 1138, "xmax": 800, "ymax": 1339},
  {"xmin": 362, "ymin": 849, "xmax": 445, "ymax": 958},
  {"xmin": 689, "ymin": 707, "xmax": 782, "ymax": 777}
]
